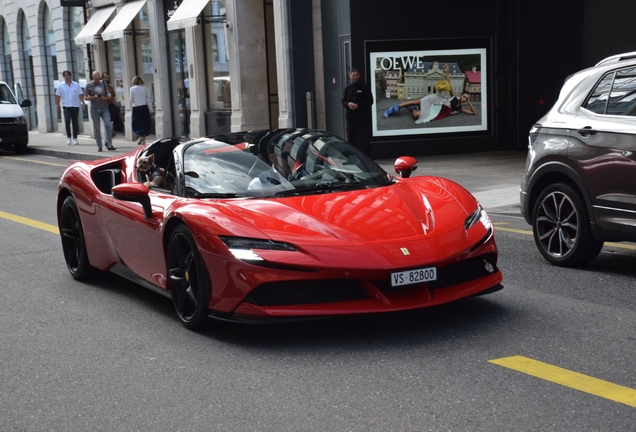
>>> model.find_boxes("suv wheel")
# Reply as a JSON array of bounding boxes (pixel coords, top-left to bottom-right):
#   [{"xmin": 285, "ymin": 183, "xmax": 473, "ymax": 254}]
[{"xmin": 532, "ymin": 183, "xmax": 603, "ymax": 267}]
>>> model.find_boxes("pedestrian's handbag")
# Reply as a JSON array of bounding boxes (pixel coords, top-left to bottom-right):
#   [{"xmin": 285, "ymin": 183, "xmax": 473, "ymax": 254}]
[
  {"xmin": 108, "ymin": 101, "xmax": 121, "ymax": 120},
  {"xmin": 103, "ymin": 82, "xmax": 119, "ymax": 118},
  {"xmin": 434, "ymin": 80, "xmax": 452, "ymax": 92},
  {"xmin": 110, "ymin": 102, "xmax": 124, "ymax": 132}
]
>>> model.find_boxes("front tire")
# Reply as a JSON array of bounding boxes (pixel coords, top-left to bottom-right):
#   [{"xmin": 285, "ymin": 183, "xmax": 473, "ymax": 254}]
[
  {"xmin": 167, "ymin": 225, "xmax": 211, "ymax": 329},
  {"xmin": 532, "ymin": 183, "xmax": 603, "ymax": 267},
  {"xmin": 59, "ymin": 196, "xmax": 95, "ymax": 280},
  {"xmin": 14, "ymin": 143, "xmax": 28, "ymax": 155}
]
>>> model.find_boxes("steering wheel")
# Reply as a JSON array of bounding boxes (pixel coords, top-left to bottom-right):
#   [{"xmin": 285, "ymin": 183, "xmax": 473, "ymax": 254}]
[{"xmin": 290, "ymin": 163, "xmax": 306, "ymax": 181}]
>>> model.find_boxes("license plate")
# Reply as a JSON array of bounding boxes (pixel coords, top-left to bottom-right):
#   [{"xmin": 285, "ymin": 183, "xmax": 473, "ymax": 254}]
[{"xmin": 391, "ymin": 266, "xmax": 437, "ymax": 287}]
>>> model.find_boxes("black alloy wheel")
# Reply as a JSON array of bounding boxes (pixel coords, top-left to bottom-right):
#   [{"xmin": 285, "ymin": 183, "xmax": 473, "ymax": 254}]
[
  {"xmin": 167, "ymin": 225, "xmax": 211, "ymax": 329},
  {"xmin": 532, "ymin": 183, "xmax": 603, "ymax": 267},
  {"xmin": 59, "ymin": 196, "xmax": 94, "ymax": 280}
]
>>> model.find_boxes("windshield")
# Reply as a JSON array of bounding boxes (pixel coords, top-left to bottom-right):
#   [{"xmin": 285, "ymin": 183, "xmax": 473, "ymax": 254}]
[
  {"xmin": 182, "ymin": 131, "xmax": 392, "ymax": 198},
  {"xmin": 0, "ymin": 84, "xmax": 17, "ymax": 104}
]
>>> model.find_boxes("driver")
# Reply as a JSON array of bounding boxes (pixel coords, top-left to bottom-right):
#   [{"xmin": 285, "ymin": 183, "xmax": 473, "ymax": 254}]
[{"xmin": 248, "ymin": 139, "xmax": 295, "ymax": 190}]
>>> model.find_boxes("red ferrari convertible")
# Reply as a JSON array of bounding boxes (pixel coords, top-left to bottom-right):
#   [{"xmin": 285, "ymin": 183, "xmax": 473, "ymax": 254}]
[{"xmin": 57, "ymin": 129, "xmax": 502, "ymax": 329}]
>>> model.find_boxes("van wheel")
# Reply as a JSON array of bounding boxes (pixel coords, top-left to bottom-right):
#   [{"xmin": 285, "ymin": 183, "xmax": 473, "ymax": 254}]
[{"xmin": 14, "ymin": 143, "xmax": 28, "ymax": 155}]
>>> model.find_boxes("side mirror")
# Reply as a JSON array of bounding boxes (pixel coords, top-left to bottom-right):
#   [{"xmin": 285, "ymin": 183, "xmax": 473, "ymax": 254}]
[
  {"xmin": 394, "ymin": 156, "xmax": 418, "ymax": 178},
  {"xmin": 112, "ymin": 183, "xmax": 152, "ymax": 219},
  {"xmin": 20, "ymin": 99, "xmax": 32, "ymax": 108}
]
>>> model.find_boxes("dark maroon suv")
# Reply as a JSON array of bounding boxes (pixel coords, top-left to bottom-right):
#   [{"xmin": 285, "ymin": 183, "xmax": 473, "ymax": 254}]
[{"xmin": 520, "ymin": 52, "xmax": 636, "ymax": 266}]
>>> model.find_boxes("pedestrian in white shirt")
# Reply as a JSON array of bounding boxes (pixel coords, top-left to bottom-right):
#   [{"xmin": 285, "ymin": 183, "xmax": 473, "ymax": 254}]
[
  {"xmin": 130, "ymin": 76, "xmax": 152, "ymax": 145},
  {"xmin": 55, "ymin": 70, "xmax": 85, "ymax": 145}
]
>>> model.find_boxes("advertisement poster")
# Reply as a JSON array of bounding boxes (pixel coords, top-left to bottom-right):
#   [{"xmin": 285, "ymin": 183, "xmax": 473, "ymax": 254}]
[{"xmin": 371, "ymin": 48, "xmax": 487, "ymax": 137}]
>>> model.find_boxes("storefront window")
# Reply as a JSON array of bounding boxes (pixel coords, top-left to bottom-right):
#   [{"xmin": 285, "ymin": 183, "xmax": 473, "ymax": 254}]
[
  {"xmin": 169, "ymin": 32, "xmax": 187, "ymax": 139},
  {"xmin": 133, "ymin": 5, "xmax": 154, "ymax": 133},
  {"xmin": 207, "ymin": 1, "xmax": 230, "ymax": 104},
  {"xmin": 69, "ymin": 8, "xmax": 86, "ymax": 85},
  {"xmin": 1, "ymin": 21, "xmax": 14, "ymax": 88},
  {"xmin": 203, "ymin": 0, "xmax": 231, "ymax": 135},
  {"xmin": 43, "ymin": 7, "xmax": 60, "ymax": 131},
  {"xmin": 20, "ymin": 12, "xmax": 37, "ymax": 129},
  {"xmin": 110, "ymin": 39, "xmax": 123, "ymax": 102},
  {"xmin": 68, "ymin": 7, "xmax": 87, "ymax": 123}
]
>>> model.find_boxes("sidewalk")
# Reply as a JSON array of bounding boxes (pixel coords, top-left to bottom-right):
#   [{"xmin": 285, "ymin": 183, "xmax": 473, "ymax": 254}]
[
  {"xmin": 26, "ymin": 131, "xmax": 526, "ymax": 214},
  {"xmin": 27, "ymin": 130, "xmax": 153, "ymax": 161}
]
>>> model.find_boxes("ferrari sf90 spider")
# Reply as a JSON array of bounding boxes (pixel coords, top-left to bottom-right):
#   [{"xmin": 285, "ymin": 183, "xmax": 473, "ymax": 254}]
[{"xmin": 57, "ymin": 129, "xmax": 502, "ymax": 329}]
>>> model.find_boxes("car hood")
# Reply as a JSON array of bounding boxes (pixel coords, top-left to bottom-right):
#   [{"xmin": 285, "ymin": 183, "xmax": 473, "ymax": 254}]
[
  {"xmin": 204, "ymin": 177, "xmax": 484, "ymax": 265},
  {"xmin": 0, "ymin": 104, "xmax": 24, "ymax": 118}
]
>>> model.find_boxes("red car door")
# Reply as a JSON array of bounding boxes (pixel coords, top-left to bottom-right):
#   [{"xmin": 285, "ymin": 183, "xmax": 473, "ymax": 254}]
[{"xmin": 99, "ymin": 189, "xmax": 178, "ymax": 288}]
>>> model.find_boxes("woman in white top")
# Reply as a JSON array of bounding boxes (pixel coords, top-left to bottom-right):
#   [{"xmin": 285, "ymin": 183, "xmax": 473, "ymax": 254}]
[{"xmin": 130, "ymin": 76, "xmax": 151, "ymax": 145}]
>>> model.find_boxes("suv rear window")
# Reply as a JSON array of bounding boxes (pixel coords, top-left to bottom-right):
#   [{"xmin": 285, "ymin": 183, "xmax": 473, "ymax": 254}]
[
  {"xmin": 583, "ymin": 66, "xmax": 636, "ymax": 116},
  {"xmin": 606, "ymin": 66, "xmax": 636, "ymax": 116}
]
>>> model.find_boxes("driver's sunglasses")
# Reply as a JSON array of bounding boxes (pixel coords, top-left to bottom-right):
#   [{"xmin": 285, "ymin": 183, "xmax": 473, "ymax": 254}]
[{"xmin": 281, "ymin": 152, "xmax": 290, "ymax": 160}]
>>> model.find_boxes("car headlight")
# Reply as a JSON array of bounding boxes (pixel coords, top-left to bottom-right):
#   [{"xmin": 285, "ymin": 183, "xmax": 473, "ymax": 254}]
[
  {"xmin": 219, "ymin": 236, "xmax": 297, "ymax": 262},
  {"xmin": 15, "ymin": 116, "xmax": 26, "ymax": 125},
  {"xmin": 465, "ymin": 205, "xmax": 492, "ymax": 232}
]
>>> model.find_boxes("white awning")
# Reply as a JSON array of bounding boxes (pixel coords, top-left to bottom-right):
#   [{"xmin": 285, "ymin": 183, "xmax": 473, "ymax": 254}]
[
  {"xmin": 74, "ymin": 6, "xmax": 117, "ymax": 46},
  {"xmin": 101, "ymin": 0, "xmax": 147, "ymax": 41},
  {"xmin": 167, "ymin": 0, "xmax": 210, "ymax": 31}
]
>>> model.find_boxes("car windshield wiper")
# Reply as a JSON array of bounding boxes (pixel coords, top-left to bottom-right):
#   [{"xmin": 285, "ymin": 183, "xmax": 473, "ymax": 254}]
[
  {"xmin": 194, "ymin": 192, "xmax": 242, "ymax": 198},
  {"xmin": 274, "ymin": 182, "xmax": 363, "ymax": 197}
]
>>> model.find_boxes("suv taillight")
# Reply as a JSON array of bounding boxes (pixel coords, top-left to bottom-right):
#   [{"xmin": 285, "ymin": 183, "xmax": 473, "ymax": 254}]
[{"xmin": 528, "ymin": 125, "xmax": 540, "ymax": 148}]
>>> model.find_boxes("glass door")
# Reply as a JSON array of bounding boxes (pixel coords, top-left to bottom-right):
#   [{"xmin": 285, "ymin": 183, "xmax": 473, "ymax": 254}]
[
  {"xmin": 20, "ymin": 14, "xmax": 37, "ymax": 129},
  {"xmin": 168, "ymin": 30, "xmax": 188, "ymax": 140}
]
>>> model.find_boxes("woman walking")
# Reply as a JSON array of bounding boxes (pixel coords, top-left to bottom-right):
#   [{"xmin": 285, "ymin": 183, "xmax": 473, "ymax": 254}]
[{"xmin": 130, "ymin": 76, "xmax": 152, "ymax": 145}]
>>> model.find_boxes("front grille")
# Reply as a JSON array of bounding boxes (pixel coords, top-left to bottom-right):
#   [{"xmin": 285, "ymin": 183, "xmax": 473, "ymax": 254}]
[
  {"xmin": 243, "ymin": 279, "xmax": 368, "ymax": 306},
  {"xmin": 428, "ymin": 252, "xmax": 498, "ymax": 290},
  {"xmin": 0, "ymin": 124, "xmax": 27, "ymax": 139},
  {"xmin": 374, "ymin": 252, "xmax": 498, "ymax": 292}
]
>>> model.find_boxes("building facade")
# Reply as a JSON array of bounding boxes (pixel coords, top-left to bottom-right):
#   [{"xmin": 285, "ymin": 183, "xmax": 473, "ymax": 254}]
[
  {"xmin": 0, "ymin": 0, "xmax": 635, "ymax": 158},
  {"xmin": 0, "ymin": 0, "xmax": 302, "ymax": 144}
]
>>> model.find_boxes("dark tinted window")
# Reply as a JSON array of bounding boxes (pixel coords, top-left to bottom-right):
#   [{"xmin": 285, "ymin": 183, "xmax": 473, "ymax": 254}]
[
  {"xmin": 0, "ymin": 83, "xmax": 16, "ymax": 104},
  {"xmin": 606, "ymin": 67, "xmax": 636, "ymax": 116},
  {"xmin": 584, "ymin": 72, "xmax": 614, "ymax": 114}
]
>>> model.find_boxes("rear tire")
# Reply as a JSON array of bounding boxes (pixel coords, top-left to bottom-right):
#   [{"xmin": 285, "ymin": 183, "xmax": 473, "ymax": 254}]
[
  {"xmin": 59, "ymin": 196, "xmax": 95, "ymax": 280},
  {"xmin": 167, "ymin": 225, "xmax": 211, "ymax": 329},
  {"xmin": 532, "ymin": 183, "xmax": 603, "ymax": 267}
]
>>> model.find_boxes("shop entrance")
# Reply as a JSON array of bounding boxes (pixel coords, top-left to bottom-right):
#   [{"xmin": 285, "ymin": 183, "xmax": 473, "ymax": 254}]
[{"xmin": 169, "ymin": 30, "xmax": 189, "ymax": 140}]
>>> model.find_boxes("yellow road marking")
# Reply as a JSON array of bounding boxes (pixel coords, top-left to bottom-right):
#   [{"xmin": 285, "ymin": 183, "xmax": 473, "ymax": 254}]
[
  {"xmin": 496, "ymin": 226, "xmax": 533, "ymax": 235},
  {"xmin": 494, "ymin": 226, "xmax": 636, "ymax": 251},
  {"xmin": 605, "ymin": 241, "xmax": 636, "ymax": 251},
  {"xmin": 489, "ymin": 356, "xmax": 636, "ymax": 408},
  {"xmin": 0, "ymin": 210, "xmax": 59, "ymax": 234},
  {"xmin": 0, "ymin": 156, "xmax": 66, "ymax": 167}
]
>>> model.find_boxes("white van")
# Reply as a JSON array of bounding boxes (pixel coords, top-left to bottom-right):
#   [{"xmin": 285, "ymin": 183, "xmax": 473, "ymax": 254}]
[{"xmin": 0, "ymin": 81, "xmax": 32, "ymax": 154}]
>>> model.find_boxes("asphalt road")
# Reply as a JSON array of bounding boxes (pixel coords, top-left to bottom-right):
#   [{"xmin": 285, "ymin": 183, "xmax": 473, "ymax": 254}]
[{"xmin": 1, "ymin": 151, "xmax": 635, "ymax": 431}]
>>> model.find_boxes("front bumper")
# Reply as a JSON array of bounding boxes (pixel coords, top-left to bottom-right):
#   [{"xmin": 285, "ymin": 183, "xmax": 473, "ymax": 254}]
[
  {"xmin": 211, "ymin": 236, "xmax": 503, "ymax": 321},
  {"xmin": 0, "ymin": 121, "xmax": 28, "ymax": 146}
]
